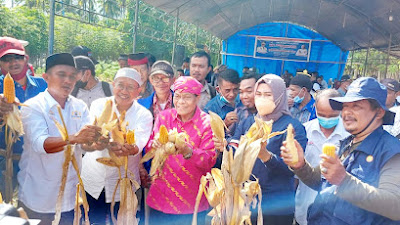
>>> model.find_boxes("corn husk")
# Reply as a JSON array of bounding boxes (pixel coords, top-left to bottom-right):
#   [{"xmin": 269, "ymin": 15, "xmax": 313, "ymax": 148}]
[
  {"xmin": 193, "ymin": 116, "xmax": 287, "ymax": 225},
  {"xmin": 209, "ymin": 111, "xmax": 227, "ymax": 142},
  {"xmin": 52, "ymin": 106, "xmax": 90, "ymax": 225}
]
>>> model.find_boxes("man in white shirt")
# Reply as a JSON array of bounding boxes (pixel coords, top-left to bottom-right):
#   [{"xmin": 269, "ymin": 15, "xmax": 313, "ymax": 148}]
[
  {"xmin": 295, "ymin": 45, "xmax": 308, "ymax": 57},
  {"xmin": 256, "ymin": 41, "xmax": 268, "ymax": 54},
  {"xmin": 381, "ymin": 78, "xmax": 400, "ymax": 138},
  {"xmin": 81, "ymin": 67, "xmax": 153, "ymax": 224},
  {"xmin": 18, "ymin": 53, "xmax": 106, "ymax": 224},
  {"xmin": 295, "ymin": 89, "xmax": 350, "ymax": 225}
]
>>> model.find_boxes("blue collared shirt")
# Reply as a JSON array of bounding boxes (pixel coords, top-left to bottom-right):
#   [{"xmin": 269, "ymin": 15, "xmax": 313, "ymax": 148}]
[
  {"xmin": 204, "ymin": 94, "xmax": 241, "ymax": 120},
  {"xmin": 0, "ymin": 75, "xmax": 47, "ymax": 153},
  {"xmin": 290, "ymin": 96, "xmax": 316, "ymax": 124}
]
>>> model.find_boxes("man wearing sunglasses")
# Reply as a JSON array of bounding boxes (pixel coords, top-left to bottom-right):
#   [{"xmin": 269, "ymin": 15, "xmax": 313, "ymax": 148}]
[{"xmin": 0, "ymin": 37, "xmax": 47, "ymax": 200}]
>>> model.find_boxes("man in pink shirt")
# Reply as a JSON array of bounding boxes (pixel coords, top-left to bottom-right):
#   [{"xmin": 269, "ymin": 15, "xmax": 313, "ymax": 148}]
[{"xmin": 146, "ymin": 76, "xmax": 216, "ymax": 224}]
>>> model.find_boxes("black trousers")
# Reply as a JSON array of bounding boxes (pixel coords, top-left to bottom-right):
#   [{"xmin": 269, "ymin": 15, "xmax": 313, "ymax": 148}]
[{"xmin": 85, "ymin": 190, "xmax": 120, "ymax": 225}]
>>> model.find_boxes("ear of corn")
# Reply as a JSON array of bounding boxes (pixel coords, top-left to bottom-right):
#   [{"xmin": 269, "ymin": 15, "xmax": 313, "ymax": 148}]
[
  {"xmin": 126, "ymin": 130, "xmax": 135, "ymax": 145},
  {"xmin": 322, "ymin": 143, "xmax": 336, "ymax": 157},
  {"xmin": 159, "ymin": 125, "xmax": 169, "ymax": 144},
  {"xmin": 286, "ymin": 124, "xmax": 298, "ymax": 166},
  {"xmin": 3, "ymin": 73, "xmax": 15, "ymax": 103}
]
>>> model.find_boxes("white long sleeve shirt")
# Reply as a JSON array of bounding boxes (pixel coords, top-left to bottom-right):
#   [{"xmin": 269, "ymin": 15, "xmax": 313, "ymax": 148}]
[
  {"xmin": 18, "ymin": 90, "xmax": 90, "ymax": 213},
  {"xmin": 295, "ymin": 118, "xmax": 350, "ymax": 225},
  {"xmin": 81, "ymin": 97, "xmax": 153, "ymax": 203}
]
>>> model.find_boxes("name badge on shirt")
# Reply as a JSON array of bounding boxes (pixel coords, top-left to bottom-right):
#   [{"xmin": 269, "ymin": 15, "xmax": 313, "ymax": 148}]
[{"xmin": 71, "ymin": 110, "xmax": 82, "ymax": 119}]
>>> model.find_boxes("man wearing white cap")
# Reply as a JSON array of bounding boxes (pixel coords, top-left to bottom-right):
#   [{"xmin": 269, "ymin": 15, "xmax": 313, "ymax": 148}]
[{"xmin": 81, "ymin": 68, "xmax": 153, "ymax": 224}]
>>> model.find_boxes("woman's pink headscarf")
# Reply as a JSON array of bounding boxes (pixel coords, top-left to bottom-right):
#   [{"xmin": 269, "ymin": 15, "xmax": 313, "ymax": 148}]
[{"xmin": 173, "ymin": 76, "xmax": 203, "ymax": 95}]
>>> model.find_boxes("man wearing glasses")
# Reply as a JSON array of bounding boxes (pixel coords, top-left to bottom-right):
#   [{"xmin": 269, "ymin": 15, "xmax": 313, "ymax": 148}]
[
  {"xmin": 0, "ymin": 37, "xmax": 47, "ymax": 200},
  {"xmin": 138, "ymin": 60, "xmax": 175, "ymax": 119}
]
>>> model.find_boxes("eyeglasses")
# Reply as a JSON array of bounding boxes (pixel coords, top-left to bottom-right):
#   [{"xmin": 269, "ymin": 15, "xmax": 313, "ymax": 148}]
[
  {"xmin": 152, "ymin": 76, "xmax": 171, "ymax": 83},
  {"xmin": 115, "ymin": 83, "xmax": 138, "ymax": 92},
  {"xmin": 0, "ymin": 54, "xmax": 25, "ymax": 62}
]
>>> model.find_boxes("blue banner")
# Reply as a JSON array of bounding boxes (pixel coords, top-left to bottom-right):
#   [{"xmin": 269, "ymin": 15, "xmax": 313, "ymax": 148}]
[{"xmin": 254, "ymin": 36, "xmax": 311, "ymax": 62}]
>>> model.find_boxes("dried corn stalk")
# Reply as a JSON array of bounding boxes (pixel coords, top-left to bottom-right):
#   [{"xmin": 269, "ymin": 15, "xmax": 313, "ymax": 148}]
[
  {"xmin": 95, "ymin": 108, "xmax": 140, "ymax": 225},
  {"xmin": 1, "ymin": 73, "xmax": 25, "ymax": 203},
  {"xmin": 322, "ymin": 143, "xmax": 336, "ymax": 157},
  {"xmin": 52, "ymin": 106, "xmax": 90, "ymax": 225},
  {"xmin": 140, "ymin": 127, "xmax": 189, "ymax": 178},
  {"xmin": 193, "ymin": 116, "xmax": 288, "ymax": 225}
]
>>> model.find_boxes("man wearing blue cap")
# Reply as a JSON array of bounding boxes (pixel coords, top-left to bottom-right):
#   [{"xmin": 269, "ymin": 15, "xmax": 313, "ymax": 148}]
[{"xmin": 281, "ymin": 77, "xmax": 400, "ymax": 224}]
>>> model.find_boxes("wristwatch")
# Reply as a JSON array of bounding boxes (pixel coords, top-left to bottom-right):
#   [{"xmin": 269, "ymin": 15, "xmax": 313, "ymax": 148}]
[{"xmin": 183, "ymin": 150, "xmax": 193, "ymax": 159}]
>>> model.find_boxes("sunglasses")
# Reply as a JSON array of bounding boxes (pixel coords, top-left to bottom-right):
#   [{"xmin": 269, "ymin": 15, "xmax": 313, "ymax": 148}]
[{"xmin": 0, "ymin": 54, "xmax": 25, "ymax": 62}]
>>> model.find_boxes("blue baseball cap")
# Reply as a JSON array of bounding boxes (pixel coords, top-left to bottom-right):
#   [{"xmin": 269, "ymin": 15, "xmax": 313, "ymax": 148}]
[{"xmin": 329, "ymin": 77, "xmax": 395, "ymax": 125}]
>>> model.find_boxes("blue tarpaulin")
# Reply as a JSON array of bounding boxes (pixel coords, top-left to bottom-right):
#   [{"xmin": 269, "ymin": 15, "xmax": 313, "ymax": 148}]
[{"xmin": 221, "ymin": 22, "xmax": 349, "ymax": 82}]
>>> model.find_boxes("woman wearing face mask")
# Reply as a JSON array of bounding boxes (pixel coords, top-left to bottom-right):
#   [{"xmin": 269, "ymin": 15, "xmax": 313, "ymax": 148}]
[{"xmin": 215, "ymin": 74, "xmax": 308, "ymax": 225}]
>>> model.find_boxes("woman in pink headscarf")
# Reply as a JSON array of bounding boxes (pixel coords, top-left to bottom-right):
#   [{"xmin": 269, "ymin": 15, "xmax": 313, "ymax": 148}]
[{"xmin": 146, "ymin": 76, "xmax": 216, "ymax": 224}]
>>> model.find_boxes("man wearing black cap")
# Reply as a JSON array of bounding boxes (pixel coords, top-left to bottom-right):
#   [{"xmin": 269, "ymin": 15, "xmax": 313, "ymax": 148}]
[
  {"xmin": 128, "ymin": 53, "xmax": 154, "ymax": 98},
  {"xmin": 118, "ymin": 54, "xmax": 128, "ymax": 68},
  {"xmin": 72, "ymin": 56, "xmax": 112, "ymax": 108},
  {"xmin": 71, "ymin": 45, "xmax": 98, "ymax": 64},
  {"xmin": 288, "ymin": 74, "xmax": 317, "ymax": 123},
  {"xmin": 281, "ymin": 77, "xmax": 400, "ymax": 224},
  {"xmin": 17, "ymin": 53, "xmax": 106, "ymax": 224},
  {"xmin": 337, "ymin": 75, "xmax": 352, "ymax": 97},
  {"xmin": 381, "ymin": 78, "xmax": 400, "ymax": 138}
]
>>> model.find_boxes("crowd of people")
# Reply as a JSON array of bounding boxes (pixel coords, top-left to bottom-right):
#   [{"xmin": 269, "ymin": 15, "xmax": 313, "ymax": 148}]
[{"xmin": 0, "ymin": 36, "xmax": 400, "ymax": 225}]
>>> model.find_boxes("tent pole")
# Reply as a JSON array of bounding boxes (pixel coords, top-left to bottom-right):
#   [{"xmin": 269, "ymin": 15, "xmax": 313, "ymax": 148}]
[
  {"xmin": 171, "ymin": 7, "xmax": 180, "ymax": 66},
  {"xmin": 132, "ymin": 0, "xmax": 140, "ymax": 53},
  {"xmin": 195, "ymin": 26, "xmax": 199, "ymax": 45},
  {"xmin": 384, "ymin": 33, "xmax": 392, "ymax": 79},
  {"xmin": 363, "ymin": 47, "xmax": 370, "ymax": 77},
  {"xmin": 48, "ymin": 0, "xmax": 55, "ymax": 56}
]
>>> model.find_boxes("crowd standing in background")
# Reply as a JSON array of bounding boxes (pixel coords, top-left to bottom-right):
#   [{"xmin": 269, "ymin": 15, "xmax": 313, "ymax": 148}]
[{"xmin": 0, "ymin": 35, "xmax": 400, "ymax": 225}]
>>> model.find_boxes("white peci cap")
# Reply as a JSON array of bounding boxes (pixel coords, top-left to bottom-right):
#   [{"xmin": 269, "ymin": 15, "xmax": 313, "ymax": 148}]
[{"xmin": 114, "ymin": 67, "xmax": 143, "ymax": 86}]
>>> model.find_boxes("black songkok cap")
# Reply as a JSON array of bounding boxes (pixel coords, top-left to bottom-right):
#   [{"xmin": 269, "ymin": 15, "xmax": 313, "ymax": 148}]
[{"xmin": 46, "ymin": 53, "xmax": 75, "ymax": 72}]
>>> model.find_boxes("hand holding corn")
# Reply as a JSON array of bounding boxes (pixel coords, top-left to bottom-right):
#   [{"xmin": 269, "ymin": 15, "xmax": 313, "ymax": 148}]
[
  {"xmin": 280, "ymin": 139, "xmax": 305, "ymax": 170},
  {"xmin": 0, "ymin": 95, "xmax": 13, "ymax": 117},
  {"xmin": 70, "ymin": 124, "xmax": 102, "ymax": 145},
  {"xmin": 109, "ymin": 142, "xmax": 139, "ymax": 157}
]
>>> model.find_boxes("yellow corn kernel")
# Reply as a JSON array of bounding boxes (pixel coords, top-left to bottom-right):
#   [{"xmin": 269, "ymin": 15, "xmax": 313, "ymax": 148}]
[
  {"xmin": 159, "ymin": 125, "xmax": 169, "ymax": 145},
  {"xmin": 3, "ymin": 73, "xmax": 15, "ymax": 103},
  {"xmin": 322, "ymin": 143, "xmax": 336, "ymax": 158},
  {"xmin": 126, "ymin": 130, "xmax": 135, "ymax": 145}
]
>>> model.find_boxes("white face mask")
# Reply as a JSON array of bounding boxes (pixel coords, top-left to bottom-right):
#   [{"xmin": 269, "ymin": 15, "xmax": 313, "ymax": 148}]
[
  {"xmin": 255, "ymin": 97, "xmax": 276, "ymax": 116},
  {"xmin": 397, "ymin": 96, "xmax": 400, "ymax": 103}
]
